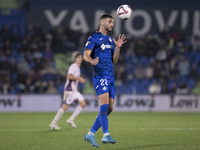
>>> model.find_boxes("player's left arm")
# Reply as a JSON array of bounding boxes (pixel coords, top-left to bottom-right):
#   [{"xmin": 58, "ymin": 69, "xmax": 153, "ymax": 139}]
[{"xmin": 112, "ymin": 34, "xmax": 127, "ymax": 63}]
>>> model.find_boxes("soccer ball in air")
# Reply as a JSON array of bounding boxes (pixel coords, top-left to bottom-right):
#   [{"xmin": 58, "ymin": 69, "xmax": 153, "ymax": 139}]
[{"xmin": 117, "ymin": 4, "xmax": 132, "ymax": 20}]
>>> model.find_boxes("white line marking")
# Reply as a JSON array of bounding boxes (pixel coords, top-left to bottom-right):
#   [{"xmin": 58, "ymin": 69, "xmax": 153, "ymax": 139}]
[
  {"xmin": 0, "ymin": 129, "xmax": 47, "ymax": 131},
  {"xmin": 0, "ymin": 128, "xmax": 199, "ymax": 132},
  {"xmin": 125, "ymin": 128, "xmax": 200, "ymax": 131}
]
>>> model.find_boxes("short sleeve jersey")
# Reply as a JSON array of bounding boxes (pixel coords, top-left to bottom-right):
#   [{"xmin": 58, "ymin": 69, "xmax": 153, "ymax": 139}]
[
  {"xmin": 64, "ymin": 63, "xmax": 80, "ymax": 91},
  {"xmin": 85, "ymin": 32, "xmax": 115, "ymax": 77}
]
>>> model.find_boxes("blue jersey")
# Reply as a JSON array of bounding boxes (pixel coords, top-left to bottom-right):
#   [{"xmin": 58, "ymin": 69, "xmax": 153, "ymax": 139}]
[{"xmin": 85, "ymin": 32, "xmax": 115, "ymax": 77}]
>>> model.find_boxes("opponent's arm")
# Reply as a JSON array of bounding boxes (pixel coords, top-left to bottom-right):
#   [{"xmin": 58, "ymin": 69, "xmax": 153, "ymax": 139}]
[
  {"xmin": 113, "ymin": 34, "xmax": 127, "ymax": 63},
  {"xmin": 67, "ymin": 74, "xmax": 85, "ymax": 83},
  {"xmin": 84, "ymin": 49, "xmax": 99, "ymax": 65}
]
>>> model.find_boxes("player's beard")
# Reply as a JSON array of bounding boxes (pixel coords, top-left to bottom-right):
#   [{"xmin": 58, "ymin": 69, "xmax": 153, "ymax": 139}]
[{"xmin": 105, "ymin": 26, "xmax": 112, "ymax": 32}]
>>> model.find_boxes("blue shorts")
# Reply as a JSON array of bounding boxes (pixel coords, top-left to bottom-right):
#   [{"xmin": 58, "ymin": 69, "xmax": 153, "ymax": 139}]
[{"xmin": 92, "ymin": 75, "xmax": 115, "ymax": 100}]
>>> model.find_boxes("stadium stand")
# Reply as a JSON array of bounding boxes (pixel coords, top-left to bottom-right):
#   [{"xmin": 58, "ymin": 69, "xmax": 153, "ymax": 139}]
[
  {"xmin": 0, "ymin": 20, "xmax": 200, "ymax": 95},
  {"xmin": 0, "ymin": 0, "xmax": 200, "ymax": 95}
]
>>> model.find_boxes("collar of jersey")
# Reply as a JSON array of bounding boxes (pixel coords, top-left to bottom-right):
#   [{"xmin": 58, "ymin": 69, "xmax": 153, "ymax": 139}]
[{"xmin": 96, "ymin": 31, "xmax": 107, "ymax": 37}]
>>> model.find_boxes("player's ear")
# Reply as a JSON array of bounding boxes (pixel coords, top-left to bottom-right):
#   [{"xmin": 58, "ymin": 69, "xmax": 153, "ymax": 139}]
[{"xmin": 100, "ymin": 19, "xmax": 104, "ymax": 26}]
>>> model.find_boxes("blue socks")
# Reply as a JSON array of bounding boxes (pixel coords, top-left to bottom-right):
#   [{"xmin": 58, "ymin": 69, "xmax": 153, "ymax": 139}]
[
  {"xmin": 90, "ymin": 104, "xmax": 110, "ymax": 134},
  {"xmin": 90, "ymin": 115, "xmax": 101, "ymax": 134}
]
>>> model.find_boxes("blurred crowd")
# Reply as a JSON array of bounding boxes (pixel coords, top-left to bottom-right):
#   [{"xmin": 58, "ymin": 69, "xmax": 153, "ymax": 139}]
[
  {"xmin": 114, "ymin": 26, "xmax": 200, "ymax": 94},
  {"xmin": 0, "ymin": 21, "xmax": 200, "ymax": 95}
]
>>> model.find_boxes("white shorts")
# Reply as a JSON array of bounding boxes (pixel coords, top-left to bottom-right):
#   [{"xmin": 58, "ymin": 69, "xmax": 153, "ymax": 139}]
[{"xmin": 63, "ymin": 91, "xmax": 84, "ymax": 105}]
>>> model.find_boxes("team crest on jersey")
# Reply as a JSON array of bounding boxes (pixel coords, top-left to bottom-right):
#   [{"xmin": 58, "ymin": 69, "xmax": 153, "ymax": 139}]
[
  {"xmin": 109, "ymin": 38, "xmax": 112, "ymax": 42},
  {"xmin": 85, "ymin": 41, "xmax": 90, "ymax": 46},
  {"xmin": 103, "ymin": 86, "xmax": 106, "ymax": 90}
]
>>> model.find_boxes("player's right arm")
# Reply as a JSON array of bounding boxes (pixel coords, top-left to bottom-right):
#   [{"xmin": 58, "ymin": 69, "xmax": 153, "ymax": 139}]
[
  {"xmin": 67, "ymin": 74, "xmax": 85, "ymax": 83},
  {"xmin": 84, "ymin": 35, "xmax": 99, "ymax": 65},
  {"xmin": 84, "ymin": 49, "xmax": 99, "ymax": 65},
  {"xmin": 67, "ymin": 64, "xmax": 86, "ymax": 83}
]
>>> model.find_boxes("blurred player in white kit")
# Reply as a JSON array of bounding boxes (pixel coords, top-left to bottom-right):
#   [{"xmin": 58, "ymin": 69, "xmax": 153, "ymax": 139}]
[{"xmin": 49, "ymin": 52, "xmax": 86, "ymax": 129}]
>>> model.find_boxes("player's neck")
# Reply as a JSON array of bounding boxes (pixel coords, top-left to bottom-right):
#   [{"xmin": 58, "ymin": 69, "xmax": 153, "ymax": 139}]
[{"xmin": 99, "ymin": 29, "xmax": 107, "ymax": 36}]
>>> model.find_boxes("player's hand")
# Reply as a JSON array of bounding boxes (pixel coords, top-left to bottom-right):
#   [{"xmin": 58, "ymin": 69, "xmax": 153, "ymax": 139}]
[
  {"xmin": 79, "ymin": 77, "xmax": 86, "ymax": 83},
  {"xmin": 113, "ymin": 34, "xmax": 127, "ymax": 48},
  {"xmin": 92, "ymin": 57, "xmax": 99, "ymax": 65}
]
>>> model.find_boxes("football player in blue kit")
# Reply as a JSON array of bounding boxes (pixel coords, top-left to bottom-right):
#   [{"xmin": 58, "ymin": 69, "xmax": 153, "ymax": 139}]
[{"xmin": 83, "ymin": 13, "xmax": 127, "ymax": 147}]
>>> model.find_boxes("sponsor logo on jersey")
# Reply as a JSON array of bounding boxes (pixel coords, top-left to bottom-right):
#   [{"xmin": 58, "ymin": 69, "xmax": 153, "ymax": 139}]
[{"xmin": 100, "ymin": 44, "xmax": 113, "ymax": 50}]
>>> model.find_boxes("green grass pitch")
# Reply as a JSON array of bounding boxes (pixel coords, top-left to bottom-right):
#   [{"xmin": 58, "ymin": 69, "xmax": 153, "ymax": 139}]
[{"xmin": 0, "ymin": 112, "xmax": 200, "ymax": 150}]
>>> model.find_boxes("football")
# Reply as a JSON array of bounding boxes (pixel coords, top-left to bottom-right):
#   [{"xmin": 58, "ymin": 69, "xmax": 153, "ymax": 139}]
[{"xmin": 117, "ymin": 4, "xmax": 132, "ymax": 20}]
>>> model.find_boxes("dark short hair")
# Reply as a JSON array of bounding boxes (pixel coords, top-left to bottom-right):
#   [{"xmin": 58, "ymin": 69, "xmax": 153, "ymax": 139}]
[
  {"xmin": 100, "ymin": 13, "xmax": 113, "ymax": 21},
  {"xmin": 74, "ymin": 52, "xmax": 82, "ymax": 59}
]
